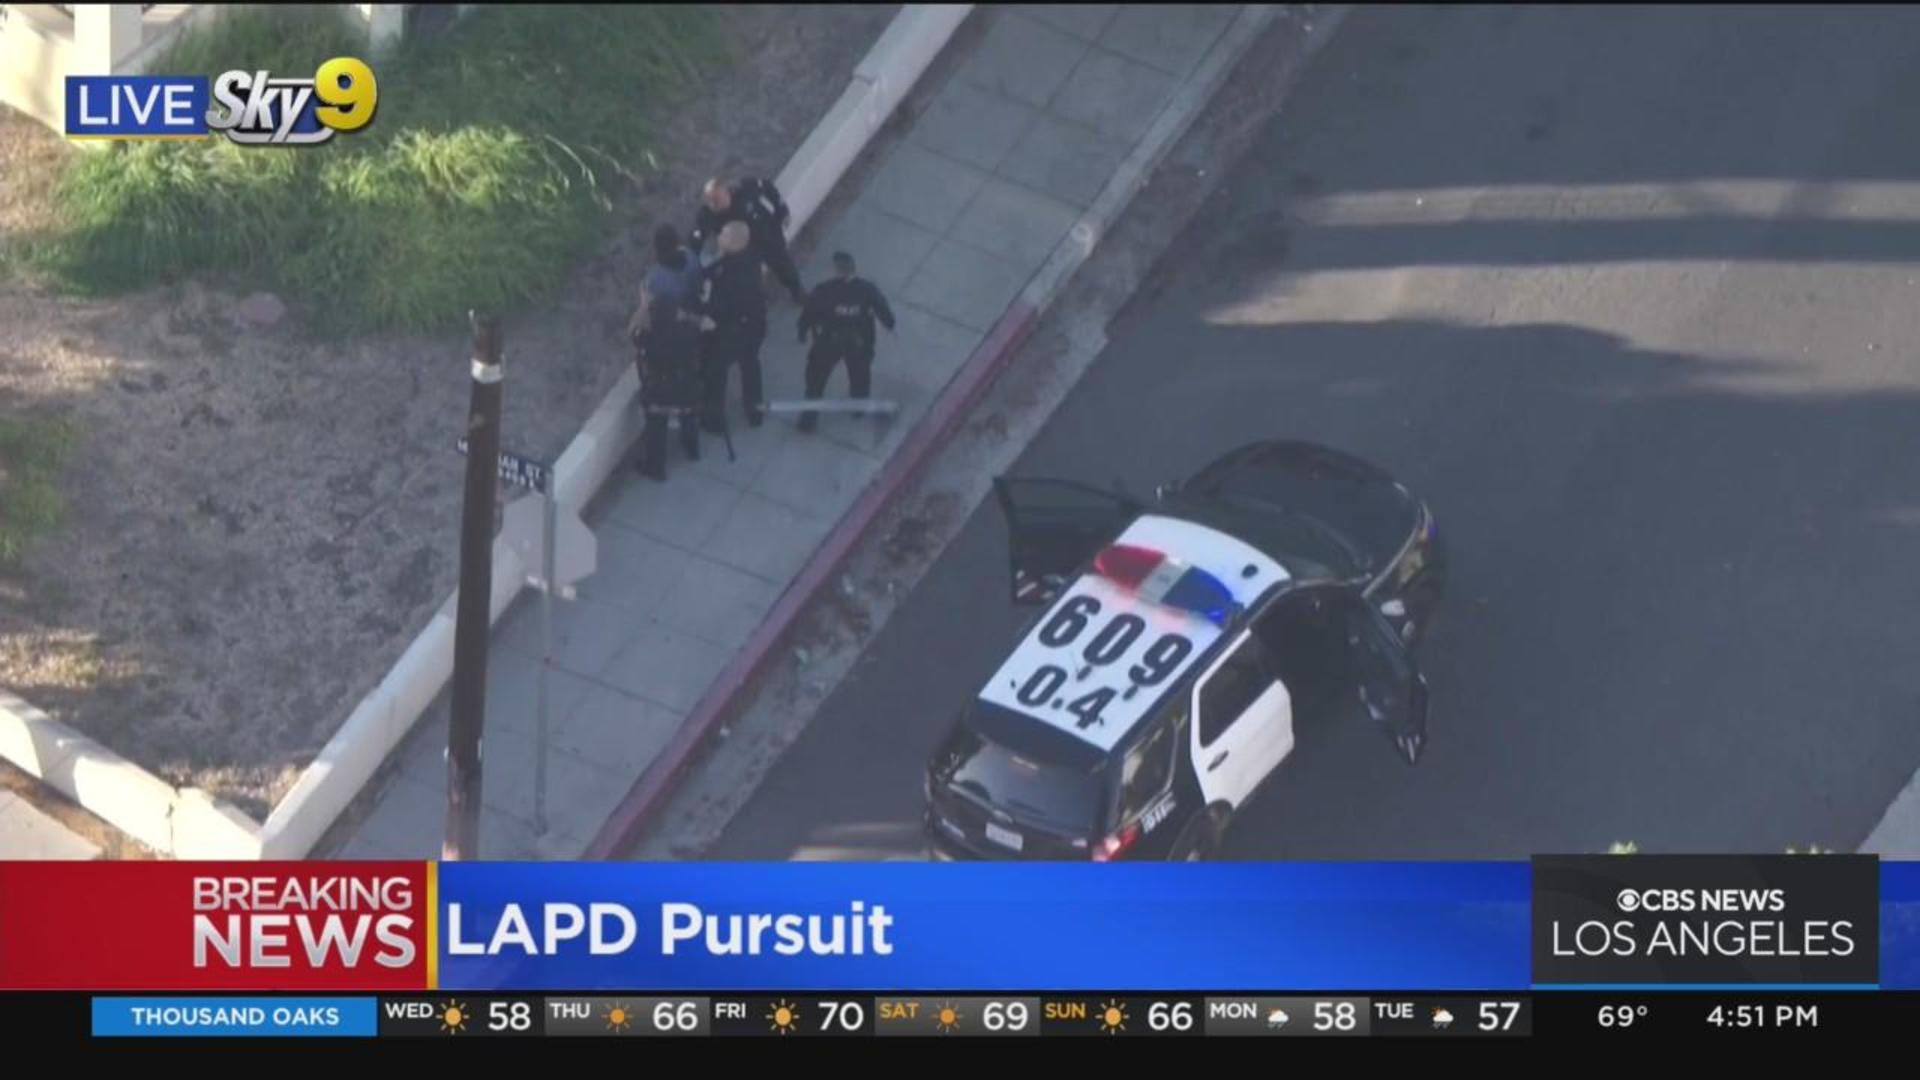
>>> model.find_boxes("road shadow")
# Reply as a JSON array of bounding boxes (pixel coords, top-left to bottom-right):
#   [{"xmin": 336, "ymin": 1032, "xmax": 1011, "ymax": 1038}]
[
  {"xmin": 715, "ymin": 310, "xmax": 1920, "ymax": 861},
  {"xmin": 1041, "ymin": 314, "xmax": 1920, "ymax": 860},
  {"xmin": 1277, "ymin": 5, "xmax": 1920, "ymax": 192}
]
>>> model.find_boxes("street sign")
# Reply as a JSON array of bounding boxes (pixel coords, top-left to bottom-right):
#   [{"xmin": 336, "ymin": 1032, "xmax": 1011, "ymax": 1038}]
[{"xmin": 456, "ymin": 436, "xmax": 552, "ymax": 494}]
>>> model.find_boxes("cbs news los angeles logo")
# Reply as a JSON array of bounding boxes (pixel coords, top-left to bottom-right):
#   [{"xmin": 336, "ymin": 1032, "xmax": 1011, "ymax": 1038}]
[{"xmin": 64, "ymin": 58, "xmax": 377, "ymax": 145}]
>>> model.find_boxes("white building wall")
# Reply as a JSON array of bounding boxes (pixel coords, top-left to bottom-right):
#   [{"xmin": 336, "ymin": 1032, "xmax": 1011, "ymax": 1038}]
[{"xmin": 0, "ymin": 6, "xmax": 81, "ymax": 129}]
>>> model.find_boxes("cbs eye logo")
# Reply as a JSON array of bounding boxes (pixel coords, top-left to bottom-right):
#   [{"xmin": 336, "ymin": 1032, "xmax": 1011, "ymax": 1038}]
[{"xmin": 206, "ymin": 57, "xmax": 378, "ymax": 146}]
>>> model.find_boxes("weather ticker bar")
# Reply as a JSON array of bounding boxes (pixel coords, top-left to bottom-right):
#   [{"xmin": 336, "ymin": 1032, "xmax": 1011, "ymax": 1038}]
[
  {"xmin": 50, "ymin": 991, "xmax": 1920, "ymax": 1039},
  {"xmin": 69, "ymin": 993, "xmax": 1519, "ymax": 1038}
]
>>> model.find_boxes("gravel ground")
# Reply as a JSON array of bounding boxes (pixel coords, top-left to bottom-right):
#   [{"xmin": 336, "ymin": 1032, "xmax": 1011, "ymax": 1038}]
[{"xmin": 0, "ymin": 4, "xmax": 898, "ymax": 822}]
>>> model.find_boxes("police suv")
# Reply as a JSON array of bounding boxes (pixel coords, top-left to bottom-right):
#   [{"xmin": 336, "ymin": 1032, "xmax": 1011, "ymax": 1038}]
[{"xmin": 924, "ymin": 441, "xmax": 1445, "ymax": 862}]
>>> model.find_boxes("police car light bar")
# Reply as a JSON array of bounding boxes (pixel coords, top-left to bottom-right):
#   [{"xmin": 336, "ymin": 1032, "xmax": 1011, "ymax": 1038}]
[{"xmin": 1093, "ymin": 544, "xmax": 1236, "ymax": 624}]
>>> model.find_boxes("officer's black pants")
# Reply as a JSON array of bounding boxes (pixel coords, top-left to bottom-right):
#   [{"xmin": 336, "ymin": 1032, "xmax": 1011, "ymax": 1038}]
[
  {"xmin": 701, "ymin": 323, "xmax": 767, "ymax": 429},
  {"xmin": 799, "ymin": 341, "xmax": 873, "ymax": 432},
  {"xmin": 755, "ymin": 234, "xmax": 804, "ymax": 301},
  {"xmin": 641, "ymin": 408, "xmax": 699, "ymax": 479}
]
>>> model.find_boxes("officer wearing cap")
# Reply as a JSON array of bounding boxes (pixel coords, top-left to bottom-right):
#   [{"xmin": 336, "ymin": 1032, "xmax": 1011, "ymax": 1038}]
[
  {"xmin": 795, "ymin": 251, "xmax": 895, "ymax": 433},
  {"xmin": 690, "ymin": 175, "xmax": 806, "ymax": 305}
]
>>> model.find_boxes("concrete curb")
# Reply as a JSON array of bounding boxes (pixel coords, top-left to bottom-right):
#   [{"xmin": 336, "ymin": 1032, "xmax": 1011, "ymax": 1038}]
[
  {"xmin": 0, "ymin": 687, "xmax": 259, "ymax": 858},
  {"xmin": 585, "ymin": 3, "xmax": 1290, "ymax": 860},
  {"xmin": 0, "ymin": 4, "xmax": 973, "ymax": 860}
]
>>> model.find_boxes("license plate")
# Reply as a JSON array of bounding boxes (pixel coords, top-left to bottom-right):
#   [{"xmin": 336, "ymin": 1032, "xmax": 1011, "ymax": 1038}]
[{"xmin": 984, "ymin": 821, "xmax": 1024, "ymax": 851}]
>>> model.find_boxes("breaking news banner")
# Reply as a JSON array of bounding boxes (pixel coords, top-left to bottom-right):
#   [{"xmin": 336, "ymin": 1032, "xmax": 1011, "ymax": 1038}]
[
  {"xmin": 1, "ymin": 860, "xmax": 1919, "ymax": 1041},
  {"xmin": 1531, "ymin": 855, "xmax": 1880, "ymax": 988},
  {"xmin": 0, "ymin": 862, "xmax": 429, "ymax": 991},
  {"xmin": 0, "ymin": 862, "xmax": 1527, "ymax": 991}
]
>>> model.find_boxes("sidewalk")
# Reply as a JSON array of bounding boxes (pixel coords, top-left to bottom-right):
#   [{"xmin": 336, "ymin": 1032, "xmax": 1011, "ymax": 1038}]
[
  {"xmin": 337, "ymin": 5, "xmax": 1254, "ymax": 859},
  {"xmin": 0, "ymin": 791, "xmax": 100, "ymax": 859}
]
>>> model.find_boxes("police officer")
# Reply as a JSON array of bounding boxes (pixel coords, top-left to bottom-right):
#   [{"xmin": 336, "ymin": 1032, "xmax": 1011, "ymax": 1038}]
[
  {"xmin": 689, "ymin": 175, "xmax": 806, "ymax": 305},
  {"xmin": 633, "ymin": 294, "xmax": 703, "ymax": 481},
  {"xmin": 796, "ymin": 251, "xmax": 895, "ymax": 433},
  {"xmin": 692, "ymin": 221, "xmax": 769, "ymax": 430}
]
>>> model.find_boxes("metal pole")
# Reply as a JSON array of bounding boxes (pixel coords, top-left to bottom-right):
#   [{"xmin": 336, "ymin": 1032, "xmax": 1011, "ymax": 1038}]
[
  {"xmin": 446, "ymin": 312, "xmax": 503, "ymax": 861},
  {"xmin": 534, "ymin": 484, "xmax": 555, "ymax": 836}
]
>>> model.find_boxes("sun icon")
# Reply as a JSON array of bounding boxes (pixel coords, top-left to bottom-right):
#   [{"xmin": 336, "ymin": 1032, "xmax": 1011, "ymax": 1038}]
[
  {"xmin": 601, "ymin": 1002, "xmax": 633, "ymax": 1033},
  {"xmin": 1099, "ymin": 999, "xmax": 1128, "ymax": 1035},
  {"xmin": 934, "ymin": 1001, "xmax": 963, "ymax": 1034},
  {"xmin": 767, "ymin": 999, "xmax": 800, "ymax": 1035},
  {"xmin": 438, "ymin": 1000, "xmax": 469, "ymax": 1035}
]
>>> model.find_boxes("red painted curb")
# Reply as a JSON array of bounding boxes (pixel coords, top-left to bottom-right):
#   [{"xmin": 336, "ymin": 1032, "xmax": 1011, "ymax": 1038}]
[{"xmin": 584, "ymin": 296, "xmax": 1043, "ymax": 859}]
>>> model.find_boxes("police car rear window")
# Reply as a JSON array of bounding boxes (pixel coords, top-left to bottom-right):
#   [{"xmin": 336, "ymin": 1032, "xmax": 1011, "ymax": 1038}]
[
  {"xmin": 948, "ymin": 727, "xmax": 1104, "ymax": 833},
  {"xmin": 1209, "ymin": 496, "xmax": 1367, "ymax": 578}
]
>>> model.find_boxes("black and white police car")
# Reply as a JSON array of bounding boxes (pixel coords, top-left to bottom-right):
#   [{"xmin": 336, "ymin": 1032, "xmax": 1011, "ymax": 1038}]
[{"xmin": 924, "ymin": 441, "xmax": 1445, "ymax": 862}]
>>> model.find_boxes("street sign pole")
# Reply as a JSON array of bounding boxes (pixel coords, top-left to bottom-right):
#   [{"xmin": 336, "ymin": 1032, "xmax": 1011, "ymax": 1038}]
[
  {"xmin": 446, "ymin": 312, "xmax": 503, "ymax": 862},
  {"xmin": 450, "ymin": 396, "xmax": 588, "ymax": 851},
  {"xmin": 534, "ymin": 483, "xmax": 557, "ymax": 836}
]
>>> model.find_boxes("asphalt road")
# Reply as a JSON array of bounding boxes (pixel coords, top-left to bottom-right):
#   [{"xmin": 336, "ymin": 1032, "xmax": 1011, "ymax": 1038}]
[{"xmin": 703, "ymin": 5, "xmax": 1920, "ymax": 860}]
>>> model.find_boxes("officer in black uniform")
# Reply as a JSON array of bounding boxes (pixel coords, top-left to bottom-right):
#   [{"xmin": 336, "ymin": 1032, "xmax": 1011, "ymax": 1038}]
[
  {"xmin": 795, "ymin": 251, "xmax": 895, "ymax": 433},
  {"xmin": 689, "ymin": 175, "xmax": 806, "ymax": 305},
  {"xmin": 692, "ymin": 221, "xmax": 770, "ymax": 430},
  {"xmin": 633, "ymin": 295, "xmax": 703, "ymax": 481}
]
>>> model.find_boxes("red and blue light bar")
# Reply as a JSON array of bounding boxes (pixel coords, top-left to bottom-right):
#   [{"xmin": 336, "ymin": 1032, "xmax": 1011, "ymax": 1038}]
[{"xmin": 1093, "ymin": 544, "xmax": 1238, "ymax": 624}]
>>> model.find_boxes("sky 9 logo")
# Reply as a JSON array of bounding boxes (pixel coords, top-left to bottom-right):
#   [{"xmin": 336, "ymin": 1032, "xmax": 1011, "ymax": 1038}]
[{"xmin": 205, "ymin": 58, "xmax": 378, "ymax": 146}]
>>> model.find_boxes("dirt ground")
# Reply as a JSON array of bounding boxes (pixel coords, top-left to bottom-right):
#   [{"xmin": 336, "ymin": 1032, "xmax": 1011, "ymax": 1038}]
[{"xmin": 0, "ymin": 4, "xmax": 899, "ymax": 822}]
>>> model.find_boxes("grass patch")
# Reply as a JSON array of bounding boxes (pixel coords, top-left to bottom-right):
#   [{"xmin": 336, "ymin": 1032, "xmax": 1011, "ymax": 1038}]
[
  {"xmin": 30, "ymin": 5, "xmax": 727, "ymax": 334},
  {"xmin": 0, "ymin": 417, "xmax": 75, "ymax": 566}
]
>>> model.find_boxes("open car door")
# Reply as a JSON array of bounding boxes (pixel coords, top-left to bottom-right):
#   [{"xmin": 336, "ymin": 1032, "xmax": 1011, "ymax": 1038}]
[
  {"xmin": 991, "ymin": 477, "xmax": 1140, "ymax": 606},
  {"xmin": 1338, "ymin": 590, "xmax": 1430, "ymax": 764}
]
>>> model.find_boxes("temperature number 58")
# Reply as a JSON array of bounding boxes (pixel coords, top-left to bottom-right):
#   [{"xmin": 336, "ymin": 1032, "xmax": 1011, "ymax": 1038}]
[{"xmin": 1314, "ymin": 1002, "xmax": 1357, "ymax": 1031}]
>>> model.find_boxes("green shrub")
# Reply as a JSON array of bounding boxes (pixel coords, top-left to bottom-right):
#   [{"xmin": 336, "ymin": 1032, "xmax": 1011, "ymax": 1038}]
[
  {"xmin": 38, "ymin": 139, "xmax": 308, "ymax": 292},
  {"xmin": 289, "ymin": 127, "xmax": 599, "ymax": 332}
]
